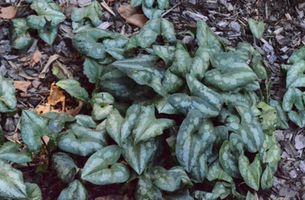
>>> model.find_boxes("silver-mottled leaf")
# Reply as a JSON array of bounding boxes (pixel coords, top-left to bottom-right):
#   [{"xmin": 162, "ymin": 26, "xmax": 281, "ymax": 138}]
[
  {"xmin": 53, "ymin": 152, "xmax": 78, "ymax": 183},
  {"xmin": 57, "ymin": 180, "xmax": 88, "ymax": 200}
]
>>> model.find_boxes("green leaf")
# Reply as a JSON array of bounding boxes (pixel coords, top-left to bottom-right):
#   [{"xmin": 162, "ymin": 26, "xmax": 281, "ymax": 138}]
[
  {"xmin": 246, "ymin": 191, "xmax": 255, "ymax": 200},
  {"xmin": 163, "ymin": 188, "xmax": 193, "ymax": 200},
  {"xmin": 21, "ymin": 110, "xmax": 49, "ymax": 153},
  {"xmin": 131, "ymin": 0, "xmax": 142, "ymax": 7},
  {"xmin": 219, "ymin": 141, "xmax": 241, "ymax": 178},
  {"xmin": 38, "ymin": 26, "xmax": 58, "ymax": 45},
  {"xmin": 0, "ymin": 142, "xmax": 32, "ymax": 163},
  {"xmin": 71, "ymin": 1, "xmax": 103, "ymax": 26},
  {"xmin": 111, "ymin": 54, "xmax": 167, "ymax": 96},
  {"xmin": 204, "ymin": 53, "xmax": 258, "ymax": 92},
  {"xmin": 10, "ymin": 18, "xmax": 34, "ymax": 50},
  {"xmin": 192, "ymin": 190, "xmax": 218, "ymax": 200},
  {"xmin": 0, "ymin": 159, "xmax": 27, "ymax": 199},
  {"xmin": 125, "ymin": 18, "xmax": 176, "ymax": 49},
  {"xmin": 196, "ymin": 20, "xmax": 228, "ymax": 52},
  {"xmin": 289, "ymin": 46, "xmax": 305, "ymax": 64},
  {"xmin": 83, "ymin": 57, "xmax": 104, "ymax": 84},
  {"xmin": 261, "ymin": 165, "xmax": 274, "ymax": 189},
  {"xmin": 248, "ymin": 18, "xmax": 264, "ymax": 39},
  {"xmin": 286, "ymin": 60, "xmax": 305, "ymax": 88},
  {"xmin": 288, "ymin": 110, "xmax": 305, "ymax": 127},
  {"xmin": 81, "ymin": 145, "xmax": 130, "ymax": 185},
  {"xmin": 57, "ymin": 123, "xmax": 108, "ymax": 156},
  {"xmin": 0, "ymin": 74, "xmax": 17, "ymax": 112},
  {"xmin": 282, "ymin": 88, "xmax": 304, "ymax": 112},
  {"xmin": 52, "ymin": 152, "xmax": 78, "ymax": 183},
  {"xmin": 142, "ymin": 2, "xmax": 164, "ymax": 19},
  {"xmin": 72, "ymin": 28, "xmax": 128, "ymax": 59},
  {"xmin": 212, "ymin": 182, "xmax": 231, "ymax": 199},
  {"xmin": 175, "ymin": 110, "xmax": 216, "ymax": 182},
  {"xmin": 42, "ymin": 112, "xmax": 76, "ymax": 135},
  {"xmin": 22, "ymin": 183, "xmax": 42, "ymax": 200},
  {"xmin": 75, "ymin": 115, "xmax": 97, "ymax": 128},
  {"xmin": 153, "ymin": 45, "xmax": 175, "ymax": 67},
  {"xmin": 150, "ymin": 166, "xmax": 192, "ymax": 192},
  {"xmin": 91, "ymin": 92, "xmax": 115, "ymax": 121},
  {"xmin": 238, "ymin": 154, "xmax": 262, "ymax": 191},
  {"xmin": 154, "ymin": 95, "xmax": 181, "ymax": 115},
  {"xmin": 135, "ymin": 176, "xmax": 162, "ymax": 200},
  {"xmin": 207, "ymin": 161, "xmax": 234, "ymax": 184},
  {"xmin": 57, "ymin": 180, "xmax": 88, "ymax": 200},
  {"xmin": 106, "ymin": 104, "xmax": 175, "ymax": 145},
  {"xmin": 269, "ymin": 100, "xmax": 289, "ymax": 129},
  {"xmin": 56, "ymin": 79, "xmax": 89, "ymax": 102},
  {"xmin": 162, "ymin": 69, "xmax": 184, "ymax": 93},
  {"xmin": 256, "ymin": 102, "xmax": 278, "ymax": 135}
]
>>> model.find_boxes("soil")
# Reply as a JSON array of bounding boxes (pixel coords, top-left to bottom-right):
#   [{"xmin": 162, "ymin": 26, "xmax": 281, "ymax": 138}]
[{"xmin": 1, "ymin": 0, "xmax": 305, "ymax": 199}]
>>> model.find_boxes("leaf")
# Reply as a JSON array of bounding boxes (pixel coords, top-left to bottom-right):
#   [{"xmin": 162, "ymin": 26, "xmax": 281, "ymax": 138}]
[
  {"xmin": 91, "ymin": 92, "xmax": 115, "ymax": 121},
  {"xmin": 118, "ymin": 4, "xmax": 138, "ymax": 19},
  {"xmin": 71, "ymin": 1, "xmax": 103, "ymax": 26},
  {"xmin": 192, "ymin": 190, "xmax": 218, "ymax": 200},
  {"xmin": 57, "ymin": 123, "xmax": 108, "ymax": 156},
  {"xmin": 211, "ymin": 182, "xmax": 231, "ymax": 199},
  {"xmin": 126, "ymin": 14, "xmax": 148, "ymax": 28},
  {"xmin": 52, "ymin": 152, "xmax": 78, "ymax": 183},
  {"xmin": 0, "ymin": 142, "xmax": 32, "ymax": 163},
  {"xmin": 154, "ymin": 95, "xmax": 180, "ymax": 115},
  {"xmin": 207, "ymin": 161, "xmax": 234, "ymax": 184},
  {"xmin": 219, "ymin": 141, "xmax": 241, "ymax": 178},
  {"xmin": 23, "ymin": 183, "xmax": 42, "ymax": 200},
  {"xmin": 163, "ymin": 188, "xmax": 194, "ymax": 200},
  {"xmin": 0, "ymin": 74, "xmax": 17, "ymax": 112},
  {"xmin": 21, "ymin": 110, "xmax": 49, "ymax": 153},
  {"xmin": 246, "ymin": 191, "xmax": 255, "ymax": 200},
  {"xmin": 204, "ymin": 53, "xmax": 258, "ymax": 92},
  {"xmin": 261, "ymin": 165, "xmax": 274, "ymax": 189},
  {"xmin": 56, "ymin": 79, "xmax": 89, "ymax": 102},
  {"xmin": 248, "ymin": 18, "xmax": 264, "ymax": 39},
  {"xmin": 289, "ymin": 45, "xmax": 305, "ymax": 64},
  {"xmin": 72, "ymin": 28, "xmax": 128, "ymax": 59},
  {"xmin": 175, "ymin": 110, "xmax": 216, "ymax": 182},
  {"xmin": 10, "ymin": 18, "xmax": 34, "ymax": 50},
  {"xmin": 288, "ymin": 110, "xmax": 305, "ymax": 127},
  {"xmin": 111, "ymin": 54, "xmax": 167, "ymax": 96},
  {"xmin": 153, "ymin": 45, "xmax": 175, "ymax": 68},
  {"xmin": 14, "ymin": 81, "xmax": 32, "ymax": 94},
  {"xmin": 162, "ymin": 69, "xmax": 184, "ymax": 93},
  {"xmin": 269, "ymin": 100, "xmax": 289, "ymax": 129},
  {"xmin": 256, "ymin": 102, "xmax": 278, "ymax": 135},
  {"xmin": 125, "ymin": 18, "xmax": 176, "ymax": 49},
  {"xmin": 0, "ymin": 159, "xmax": 27, "ymax": 199},
  {"xmin": 57, "ymin": 180, "xmax": 88, "ymax": 200},
  {"xmin": 282, "ymin": 88, "xmax": 304, "ymax": 112},
  {"xmin": 81, "ymin": 145, "xmax": 130, "ymax": 185},
  {"xmin": 286, "ymin": 60, "xmax": 305, "ymax": 88},
  {"xmin": 135, "ymin": 176, "xmax": 162, "ymax": 200},
  {"xmin": 131, "ymin": 0, "xmax": 142, "ymax": 7},
  {"xmin": 42, "ymin": 112, "xmax": 75, "ymax": 135},
  {"xmin": 150, "ymin": 166, "xmax": 192, "ymax": 192},
  {"xmin": 0, "ymin": 6, "xmax": 17, "ymax": 19},
  {"xmin": 142, "ymin": 1, "xmax": 164, "ymax": 19},
  {"xmin": 31, "ymin": 49, "xmax": 42, "ymax": 67},
  {"xmin": 196, "ymin": 20, "xmax": 228, "ymax": 52},
  {"xmin": 238, "ymin": 154, "xmax": 262, "ymax": 191},
  {"xmin": 75, "ymin": 115, "xmax": 97, "ymax": 128},
  {"xmin": 47, "ymin": 83, "xmax": 65, "ymax": 107},
  {"xmin": 83, "ymin": 57, "xmax": 104, "ymax": 84}
]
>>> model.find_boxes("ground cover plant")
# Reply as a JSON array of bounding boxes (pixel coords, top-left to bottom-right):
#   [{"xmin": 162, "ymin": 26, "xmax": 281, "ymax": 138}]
[{"xmin": 1, "ymin": 0, "xmax": 304, "ymax": 199}]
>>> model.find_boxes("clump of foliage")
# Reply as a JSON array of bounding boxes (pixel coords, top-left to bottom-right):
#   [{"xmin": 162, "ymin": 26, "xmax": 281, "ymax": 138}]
[{"xmin": 3, "ymin": 0, "xmax": 286, "ymax": 199}]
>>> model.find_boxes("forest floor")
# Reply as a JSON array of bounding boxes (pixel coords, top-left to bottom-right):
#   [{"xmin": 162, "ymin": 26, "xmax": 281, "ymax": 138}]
[{"xmin": 1, "ymin": 0, "xmax": 305, "ymax": 199}]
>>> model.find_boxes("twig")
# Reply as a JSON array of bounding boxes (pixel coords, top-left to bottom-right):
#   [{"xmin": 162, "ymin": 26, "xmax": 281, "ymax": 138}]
[{"xmin": 161, "ymin": 0, "xmax": 184, "ymax": 18}]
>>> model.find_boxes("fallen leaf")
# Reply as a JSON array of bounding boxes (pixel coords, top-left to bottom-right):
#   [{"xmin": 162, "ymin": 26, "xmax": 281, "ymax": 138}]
[
  {"xmin": 66, "ymin": 101, "xmax": 83, "ymax": 117},
  {"xmin": 14, "ymin": 81, "xmax": 32, "ymax": 93},
  {"xmin": 118, "ymin": 4, "xmax": 138, "ymax": 19},
  {"xmin": 126, "ymin": 14, "xmax": 148, "ymax": 28},
  {"xmin": 47, "ymin": 83, "xmax": 65, "ymax": 108},
  {"xmin": 39, "ymin": 54, "xmax": 61, "ymax": 79},
  {"xmin": 35, "ymin": 103, "xmax": 61, "ymax": 115},
  {"xmin": 32, "ymin": 48, "xmax": 43, "ymax": 67},
  {"xmin": 0, "ymin": 6, "xmax": 18, "ymax": 19},
  {"xmin": 53, "ymin": 60, "xmax": 74, "ymax": 79}
]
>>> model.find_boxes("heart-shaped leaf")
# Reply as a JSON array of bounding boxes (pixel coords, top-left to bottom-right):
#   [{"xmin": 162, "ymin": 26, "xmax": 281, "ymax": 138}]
[
  {"xmin": 0, "ymin": 142, "xmax": 32, "ymax": 163},
  {"xmin": 10, "ymin": 18, "xmax": 34, "ymax": 50},
  {"xmin": 24, "ymin": 183, "xmax": 42, "ymax": 200},
  {"xmin": 53, "ymin": 152, "xmax": 78, "ymax": 183},
  {"xmin": 288, "ymin": 110, "xmax": 305, "ymax": 127},
  {"xmin": 91, "ymin": 92, "xmax": 115, "ymax": 121},
  {"xmin": 154, "ymin": 95, "xmax": 181, "ymax": 114},
  {"xmin": 75, "ymin": 115, "xmax": 97, "ymax": 128},
  {"xmin": 0, "ymin": 74, "xmax": 17, "ymax": 112},
  {"xmin": 0, "ymin": 159, "xmax": 27, "ymax": 199},
  {"xmin": 71, "ymin": 1, "xmax": 103, "ymax": 26},
  {"xmin": 192, "ymin": 190, "xmax": 218, "ymax": 200},
  {"xmin": 285, "ymin": 60, "xmax": 305, "ymax": 88},
  {"xmin": 175, "ymin": 110, "xmax": 216, "ymax": 182},
  {"xmin": 81, "ymin": 145, "xmax": 130, "ymax": 185},
  {"xmin": 21, "ymin": 110, "xmax": 49, "ymax": 153},
  {"xmin": 219, "ymin": 141, "xmax": 241, "ymax": 178},
  {"xmin": 261, "ymin": 165, "xmax": 274, "ymax": 189},
  {"xmin": 42, "ymin": 112, "xmax": 76, "ymax": 135},
  {"xmin": 83, "ymin": 57, "xmax": 104, "ymax": 84},
  {"xmin": 238, "ymin": 154, "xmax": 262, "ymax": 191},
  {"xmin": 289, "ymin": 46, "xmax": 305, "ymax": 64},
  {"xmin": 57, "ymin": 123, "xmax": 108, "ymax": 156},
  {"xmin": 135, "ymin": 176, "xmax": 163, "ymax": 200},
  {"xmin": 56, "ymin": 79, "xmax": 89, "ymax": 102},
  {"xmin": 282, "ymin": 88, "xmax": 304, "ymax": 112},
  {"xmin": 212, "ymin": 182, "xmax": 231, "ymax": 199},
  {"xmin": 57, "ymin": 180, "xmax": 88, "ymax": 200},
  {"xmin": 207, "ymin": 160, "xmax": 234, "ymax": 184},
  {"xmin": 256, "ymin": 102, "xmax": 278, "ymax": 135},
  {"xmin": 153, "ymin": 45, "xmax": 175, "ymax": 67},
  {"xmin": 269, "ymin": 100, "xmax": 289, "ymax": 129},
  {"xmin": 248, "ymin": 18, "xmax": 264, "ymax": 39}
]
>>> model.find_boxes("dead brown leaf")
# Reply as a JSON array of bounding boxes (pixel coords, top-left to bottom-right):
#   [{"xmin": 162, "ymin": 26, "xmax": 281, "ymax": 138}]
[
  {"xmin": 118, "ymin": 4, "xmax": 138, "ymax": 19},
  {"xmin": 39, "ymin": 54, "xmax": 61, "ymax": 79},
  {"xmin": 66, "ymin": 101, "xmax": 83, "ymax": 117},
  {"xmin": 32, "ymin": 48, "xmax": 42, "ymax": 67},
  {"xmin": 35, "ymin": 103, "xmax": 61, "ymax": 115},
  {"xmin": 0, "ymin": 6, "xmax": 18, "ymax": 19},
  {"xmin": 126, "ymin": 14, "xmax": 148, "ymax": 28},
  {"xmin": 47, "ymin": 83, "xmax": 65, "ymax": 108},
  {"xmin": 14, "ymin": 81, "xmax": 32, "ymax": 93}
]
